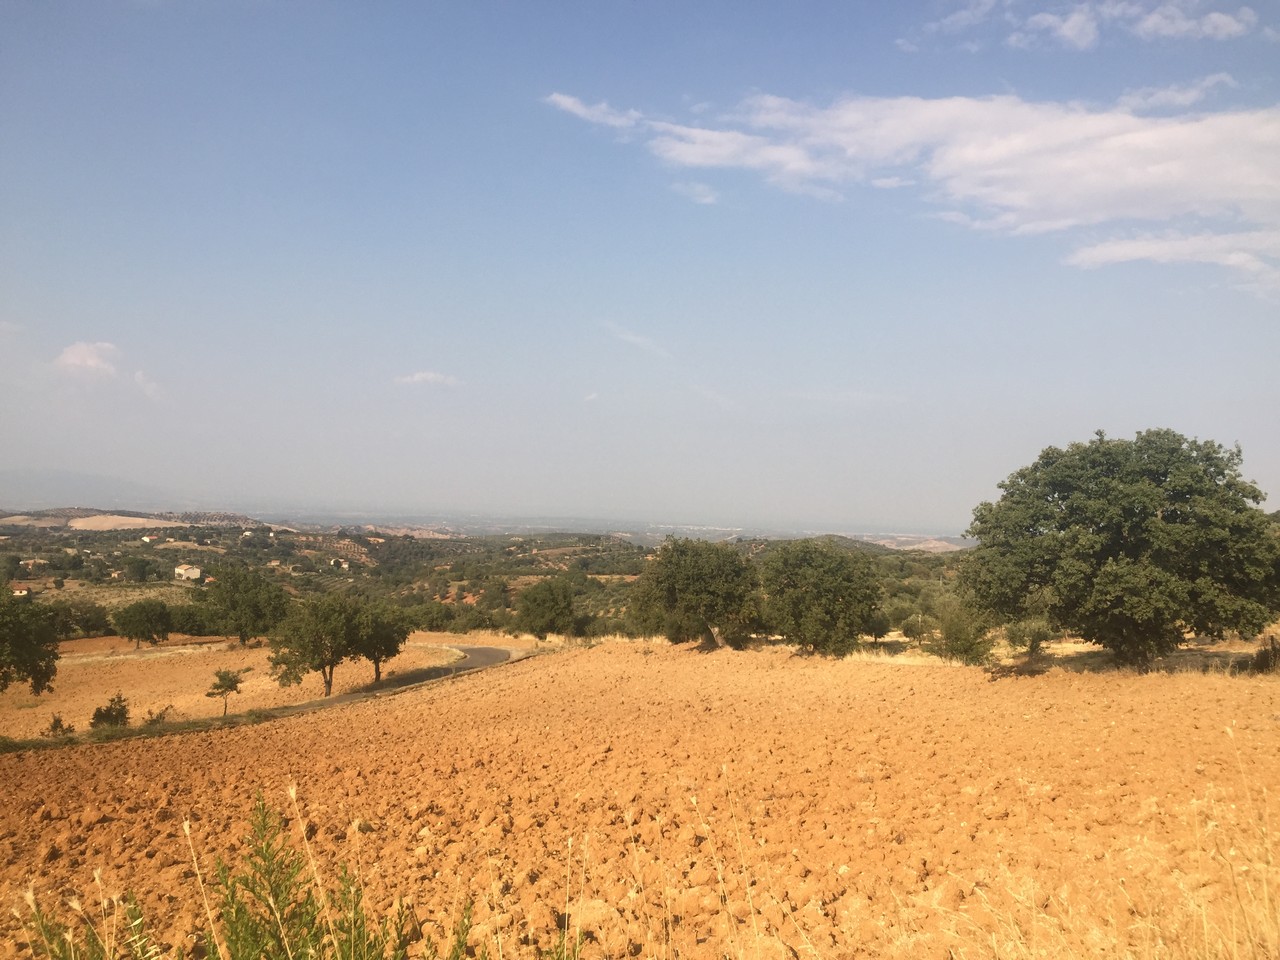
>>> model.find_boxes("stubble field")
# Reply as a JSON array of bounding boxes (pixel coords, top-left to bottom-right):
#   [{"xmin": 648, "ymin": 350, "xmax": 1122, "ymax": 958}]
[{"xmin": 2, "ymin": 640, "xmax": 1278, "ymax": 959}]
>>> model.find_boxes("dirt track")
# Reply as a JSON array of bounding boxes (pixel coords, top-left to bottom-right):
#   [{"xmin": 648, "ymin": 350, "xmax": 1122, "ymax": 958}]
[{"xmin": 3, "ymin": 641, "xmax": 1278, "ymax": 958}]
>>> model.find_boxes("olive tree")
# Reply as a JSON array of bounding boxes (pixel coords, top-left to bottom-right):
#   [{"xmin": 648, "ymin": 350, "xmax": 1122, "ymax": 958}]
[{"xmin": 963, "ymin": 429, "xmax": 1280, "ymax": 669}]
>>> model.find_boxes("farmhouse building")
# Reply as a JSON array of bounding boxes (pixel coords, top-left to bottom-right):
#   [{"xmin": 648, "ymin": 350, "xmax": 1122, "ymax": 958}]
[{"xmin": 174, "ymin": 564, "xmax": 202, "ymax": 581}]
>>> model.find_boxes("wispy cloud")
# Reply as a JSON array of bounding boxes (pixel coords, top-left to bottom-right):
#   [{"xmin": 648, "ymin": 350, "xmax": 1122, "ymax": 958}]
[
  {"xmin": 871, "ymin": 176, "xmax": 916, "ymax": 189},
  {"xmin": 552, "ymin": 89, "xmax": 1280, "ymax": 291},
  {"xmin": 543, "ymin": 93, "xmax": 639, "ymax": 129},
  {"xmin": 1131, "ymin": 3, "xmax": 1258, "ymax": 39},
  {"xmin": 1020, "ymin": 8, "xmax": 1101, "ymax": 49},
  {"xmin": 1117, "ymin": 72, "xmax": 1237, "ymax": 110},
  {"xmin": 923, "ymin": 1, "xmax": 1262, "ymax": 50},
  {"xmin": 133, "ymin": 370, "xmax": 162, "ymax": 401},
  {"xmin": 607, "ymin": 323, "xmax": 672, "ymax": 359},
  {"xmin": 0, "ymin": 320, "xmax": 22, "ymax": 335},
  {"xmin": 1067, "ymin": 230, "xmax": 1280, "ymax": 293},
  {"xmin": 671, "ymin": 181, "xmax": 720, "ymax": 205},
  {"xmin": 928, "ymin": 0, "xmax": 1003, "ymax": 34},
  {"xmin": 395, "ymin": 370, "xmax": 460, "ymax": 386}
]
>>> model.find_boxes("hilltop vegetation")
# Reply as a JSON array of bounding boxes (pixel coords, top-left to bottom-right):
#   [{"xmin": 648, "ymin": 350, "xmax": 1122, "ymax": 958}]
[{"xmin": 4, "ymin": 427, "xmax": 1280, "ymax": 701}]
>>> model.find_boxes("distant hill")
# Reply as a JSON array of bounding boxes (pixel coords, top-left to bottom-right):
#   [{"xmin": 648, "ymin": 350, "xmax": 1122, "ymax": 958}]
[{"xmin": 0, "ymin": 507, "xmax": 263, "ymax": 531}]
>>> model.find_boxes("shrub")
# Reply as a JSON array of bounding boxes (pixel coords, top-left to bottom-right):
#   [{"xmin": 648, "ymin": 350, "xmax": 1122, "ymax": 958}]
[
  {"xmin": 89, "ymin": 693, "xmax": 130, "ymax": 729},
  {"xmin": 926, "ymin": 602, "xmax": 994, "ymax": 666},
  {"xmin": 1005, "ymin": 617, "xmax": 1055, "ymax": 658},
  {"xmin": 143, "ymin": 704, "xmax": 175, "ymax": 727},
  {"xmin": 41, "ymin": 714, "xmax": 75, "ymax": 739}
]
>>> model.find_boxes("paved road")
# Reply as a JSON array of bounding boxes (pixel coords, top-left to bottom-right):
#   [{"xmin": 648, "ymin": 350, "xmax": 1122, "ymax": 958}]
[
  {"xmin": 264, "ymin": 645, "xmax": 516, "ymax": 716},
  {"xmin": 445, "ymin": 645, "xmax": 512, "ymax": 674}
]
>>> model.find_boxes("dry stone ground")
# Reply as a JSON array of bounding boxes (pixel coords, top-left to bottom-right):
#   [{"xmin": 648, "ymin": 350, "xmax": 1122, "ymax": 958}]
[{"xmin": 2, "ymin": 640, "xmax": 1278, "ymax": 958}]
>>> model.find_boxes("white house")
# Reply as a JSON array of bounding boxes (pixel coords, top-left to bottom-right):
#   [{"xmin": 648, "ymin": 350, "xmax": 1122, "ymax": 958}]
[{"xmin": 174, "ymin": 564, "xmax": 202, "ymax": 581}]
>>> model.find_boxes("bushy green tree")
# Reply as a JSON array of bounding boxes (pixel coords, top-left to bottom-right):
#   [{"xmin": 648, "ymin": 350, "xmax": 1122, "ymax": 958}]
[
  {"xmin": 353, "ymin": 601, "xmax": 411, "ymax": 682},
  {"xmin": 963, "ymin": 429, "xmax": 1280, "ymax": 669},
  {"xmin": 113, "ymin": 598, "xmax": 173, "ymax": 649},
  {"xmin": 0, "ymin": 591, "xmax": 59, "ymax": 694},
  {"xmin": 270, "ymin": 593, "xmax": 361, "ymax": 697},
  {"xmin": 629, "ymin": 538, "xmax": 756, "ymax": 647},
  {"xmin": 760, "ymin": 539, "xmax": 881, "ymax": 656},
  {"xmin": 44, "ymin": 598, "xmax": 110, "ymax": 640},
  {"xmin": 516, "ymin": 577, "xmax": 577, "ymax": 640},
  {"xmin": 208, "ymin": 563, "xmax": 288, "ymax": 645}
]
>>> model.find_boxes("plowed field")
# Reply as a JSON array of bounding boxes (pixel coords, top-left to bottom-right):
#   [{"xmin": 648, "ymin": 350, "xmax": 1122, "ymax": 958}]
[{"xmin": 3, "ymin": 641, "xmax": 1278, "ymax": 959}]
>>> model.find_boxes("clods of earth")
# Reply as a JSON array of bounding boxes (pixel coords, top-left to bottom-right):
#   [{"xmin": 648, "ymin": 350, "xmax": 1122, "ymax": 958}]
[{"xmin": 2, "ymin": 640, "xmax": 1278, "ymax": 958}]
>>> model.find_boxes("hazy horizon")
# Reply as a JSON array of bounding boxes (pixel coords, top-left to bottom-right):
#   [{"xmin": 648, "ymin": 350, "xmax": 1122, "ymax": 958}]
[{"xmin": 4, "ymin": 3, "xmax": 1277, "ymax": 535}]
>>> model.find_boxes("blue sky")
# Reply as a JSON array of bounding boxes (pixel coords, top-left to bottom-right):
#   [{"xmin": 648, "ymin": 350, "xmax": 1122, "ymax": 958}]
[{"xmin": 2, "ymin": 1, "xmax": 1277, "ymax": 533}]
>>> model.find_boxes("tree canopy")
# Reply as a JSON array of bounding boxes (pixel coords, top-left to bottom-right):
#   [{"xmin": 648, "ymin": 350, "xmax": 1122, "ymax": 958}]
[
  {"xmin": 270, "ymin": 593, "xmax": 409, "ymax": 695},
  {"xmin": 516, "ymin": 577, "xmax": 578, "ymax": 640},
  {"xmin": 112, "ymin": 598, "xmax": 173, "ymax": 649},
  {"xmin": 0, "ymin": 592, "xmax": 60, "ymax": 695},
  {"xmin": 207, "ymin": 563, "xmax": 288, "ymax": 645},
  {"xmin": 629, "ymin": 538, "xmax": 756, "ymax": 647},
  {"xmin": 354, "ymin": 600, "xmax": 411, "ymax": 682},
  {"xmin": 760, "ymin": 539, "xmax": 882, "ymax": 655},
  {"xmin": 962, "ymin": 429, "xmax": 1280, "ymax": 668}
]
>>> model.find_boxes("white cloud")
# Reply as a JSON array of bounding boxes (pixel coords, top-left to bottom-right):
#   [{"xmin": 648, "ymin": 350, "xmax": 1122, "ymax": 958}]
[
  {"xmin": 1117, "ymin": 72, "xmax": 1236, "ymax": 110},
  {"xmin": 544, "ymin": 93, "xmax": 639, "ymax": 129},
  {"xmin": 928, "ymin": 0, "xmax": 1003, "ymax": 33},
  {"xmin": 395, "ymin": 370, "xmax": 459, "ymax": 386},
  {"xmin": 920, "ymin": 0, "xmax": 1261, "ymax": 48},
  {"xmin": 1132, "ymin": 4, "xmax": 1257, "ymax": 39},
  {"xmin": 53, "ymin": 341, "xmax": 163, "ymax": 396},
  {"xmin": 1025, "ymin": 7, "xmax": 1101, "ymax": 48},
  {"xmin": 871, "ymin": 176, "xmax": 916, "ymax": 189},
  {"xmin": 553, "ymin": 90, "xmax": 1280, "ymax": 290},
  {"xmin": 671, "ymin": 181, "xmax": 720, "ymax": 205},
  {"xmin": 1066, "ymin": 230, "xmax": 1280, "ymax": 291},
  {"xmin": 0, "ymin": 320, "xmax": 21, "ymax": 335},
  {"xmin": 55, "ymin": 341, "xmax": 120, "ymax": 376}
]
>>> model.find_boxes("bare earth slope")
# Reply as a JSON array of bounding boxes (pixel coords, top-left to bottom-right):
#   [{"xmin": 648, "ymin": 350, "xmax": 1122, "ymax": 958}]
[
  {"xmin": 2, "ymin": 642, "xmax": 1278, "ymax": 959},
  {"xmin": 0, "ymin": 632, "xmax": 468, "ymax": 738}
]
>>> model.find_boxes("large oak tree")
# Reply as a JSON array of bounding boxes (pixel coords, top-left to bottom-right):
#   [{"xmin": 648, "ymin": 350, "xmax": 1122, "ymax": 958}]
[{"xmin": 962, "ymin": 429, "xmax": 1280, "ymax": 668}]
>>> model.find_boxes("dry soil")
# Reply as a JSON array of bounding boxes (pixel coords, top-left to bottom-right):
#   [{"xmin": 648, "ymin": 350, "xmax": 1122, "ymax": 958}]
[{"xmin": 2, "ymin": 641, "xmax": 1278, "ymax": 959}]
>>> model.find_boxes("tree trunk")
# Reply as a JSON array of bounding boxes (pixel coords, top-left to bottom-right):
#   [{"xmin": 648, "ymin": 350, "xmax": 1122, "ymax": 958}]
[
  {"xmin": 373, "ymin": 659, "xmax": 382, "ymax": 683},
  {"xmin": 322, "ymin": 666, "xmax": 334, "ymax": 697}
]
